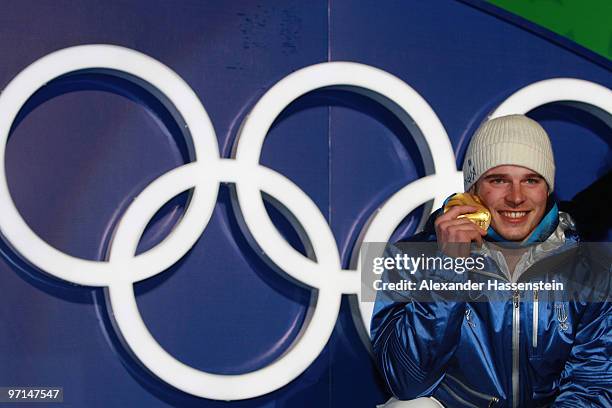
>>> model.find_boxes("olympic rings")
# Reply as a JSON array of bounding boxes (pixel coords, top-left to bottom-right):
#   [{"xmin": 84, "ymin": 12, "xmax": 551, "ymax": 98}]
[{"xmin": 0, "ymin": 45, "xmax": 609, "ymax": 400}]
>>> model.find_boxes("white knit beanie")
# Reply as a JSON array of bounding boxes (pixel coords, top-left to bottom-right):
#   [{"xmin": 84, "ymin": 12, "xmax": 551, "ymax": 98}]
[{"xmin": 463, "ymin": 114, "xmax": 555, "ymax": 193}]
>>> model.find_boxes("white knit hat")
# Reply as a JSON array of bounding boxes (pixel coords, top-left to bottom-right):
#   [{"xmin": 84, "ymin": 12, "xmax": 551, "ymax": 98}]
[{"xmin": 463, "ymin": 114, "xmax": 555, "ymax": 192}]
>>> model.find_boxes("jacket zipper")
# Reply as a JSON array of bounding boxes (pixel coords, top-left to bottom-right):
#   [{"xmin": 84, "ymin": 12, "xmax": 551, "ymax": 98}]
[
  {"xmin": 532, "ymin": 289, "xmax": 538, "ymax": 348},
  {"xmin": 512, "ymin": 290, "xmax": 520, "ymax": 408},
  {"xmin": 470, "ymin": 246, "xmax": 568, "ymax": 407}
]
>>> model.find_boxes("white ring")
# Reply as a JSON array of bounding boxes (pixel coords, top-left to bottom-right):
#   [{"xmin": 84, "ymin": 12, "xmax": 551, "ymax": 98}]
[
  {"xmin": 491, "ymin": 78, "xmax": 612, "ymax": 118},
  {"xmin": 233, "ymin": 62, "xmax": 457, "ymax": 293},
  {"xmin": 0, "ymin": 44, "xmax": 219, "ymax": 287},
  {"xmin": 354, "ymin": 173, "xmax": 463, "ymax": 335}
]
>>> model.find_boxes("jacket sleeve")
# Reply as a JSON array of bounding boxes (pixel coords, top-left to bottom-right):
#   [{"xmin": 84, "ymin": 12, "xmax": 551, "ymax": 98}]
[
  {"xmin": 553, "ymin": 301, "xmax": 612, "ymax": 407},
  {"xmin": 370, "ymin": 244, "xmax": 466, "ymax": 400}
]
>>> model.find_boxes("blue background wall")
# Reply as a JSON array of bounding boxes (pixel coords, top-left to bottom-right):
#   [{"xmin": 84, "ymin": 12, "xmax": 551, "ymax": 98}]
[{"xmin": 0, "ymin": 1, "xmax": 609, "ymax": 406}]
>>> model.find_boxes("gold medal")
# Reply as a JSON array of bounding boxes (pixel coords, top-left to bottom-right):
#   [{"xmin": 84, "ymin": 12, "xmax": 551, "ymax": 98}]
[{"xmin": 443, "ymin": 193, "xmax": 491, "ymax": 230}]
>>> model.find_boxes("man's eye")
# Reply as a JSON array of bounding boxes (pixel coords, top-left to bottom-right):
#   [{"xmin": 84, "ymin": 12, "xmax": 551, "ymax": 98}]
[
  {"xmin": 525, "ymin": 178, "xmax": 541, "ymax": 184},
  {"xmin": 491, "ymin": 178, "xmax": 506, "ymax": 184}
]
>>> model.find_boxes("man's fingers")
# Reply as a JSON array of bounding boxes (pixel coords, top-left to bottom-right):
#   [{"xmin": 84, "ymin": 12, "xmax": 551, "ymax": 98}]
[
  {"xmin": 436, "ymin": 204, "xmax": 487, "ymax": 254},
  {"xmin": 447, "ymin": 226, "xmax": 483, "ymax": 244},
  {"xmin": 435, "ymin": 206, "xmax": 477, "ymax": 228},
  {"xmin": 436, "ymin": 218, "xmax": 480, "ymax": 238},
  {"xmin": 437, "ymin": 218, "xmax": 476, "ymax": 230},
  {"xmin": 438, "ymin": 218, "xmax": 488, "ymax": 235},
  {"xmin": 440, "ymin": 205, "xmax": 479, "ymax": 221}
]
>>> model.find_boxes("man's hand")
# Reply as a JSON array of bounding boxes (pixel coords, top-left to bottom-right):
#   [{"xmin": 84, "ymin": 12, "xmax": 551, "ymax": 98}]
[{"xmin": 435, "ymin": 205, "xmax": 488, "ymax": 257}]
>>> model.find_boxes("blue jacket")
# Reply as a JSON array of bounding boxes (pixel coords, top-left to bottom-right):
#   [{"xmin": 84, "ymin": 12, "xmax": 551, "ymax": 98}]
[{"xmin": 370, "ymin": 210, "xmax": 611, "ymax": 407}]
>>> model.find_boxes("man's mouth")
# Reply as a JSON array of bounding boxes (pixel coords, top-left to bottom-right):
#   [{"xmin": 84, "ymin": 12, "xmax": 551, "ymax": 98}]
[{"xmin": 498, "ymin": 210, "xmax": 530, "ymax": 222}]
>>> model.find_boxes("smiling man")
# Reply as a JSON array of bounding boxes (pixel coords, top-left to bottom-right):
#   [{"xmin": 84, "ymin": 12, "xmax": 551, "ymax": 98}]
[
  {"xmin": 371, "ymin": 115, "xmax": 611, "ymax": 407},
  {"xmin": 475, "ymin": 165, "xmax": 547, "ymax": 240}
]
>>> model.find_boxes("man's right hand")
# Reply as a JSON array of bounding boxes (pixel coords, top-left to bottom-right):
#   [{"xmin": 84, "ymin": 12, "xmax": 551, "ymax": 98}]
[{"xmin": 434, "ymin": 205, "xmax": 488, "ymax": 257}]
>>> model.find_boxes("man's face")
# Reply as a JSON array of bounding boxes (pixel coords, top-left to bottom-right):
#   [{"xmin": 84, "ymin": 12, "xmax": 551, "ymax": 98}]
[{"xmin": 473, "ymin": 165, "xmax": 549, "ymax": 241}]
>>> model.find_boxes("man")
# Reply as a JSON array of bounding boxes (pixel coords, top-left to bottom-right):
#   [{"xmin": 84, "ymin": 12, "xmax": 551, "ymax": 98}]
[{"xmin": 371, "ymin": 115, "xmax": 611, "ymax": 407}]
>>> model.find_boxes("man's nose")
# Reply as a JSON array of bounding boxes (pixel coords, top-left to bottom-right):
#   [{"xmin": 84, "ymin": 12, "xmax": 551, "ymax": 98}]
[{"xmin": 506, "ymin": 183, "xmax": 525, "ymax": 206}]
